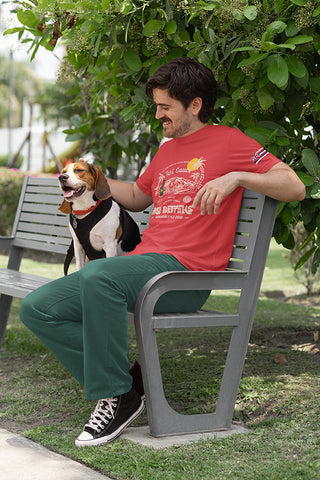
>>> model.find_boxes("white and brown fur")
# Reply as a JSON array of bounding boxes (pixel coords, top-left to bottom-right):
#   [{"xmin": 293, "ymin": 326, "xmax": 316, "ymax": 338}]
[{"xmin": 59, "ymin": 160, "xmax": 140, "ymax": 272}]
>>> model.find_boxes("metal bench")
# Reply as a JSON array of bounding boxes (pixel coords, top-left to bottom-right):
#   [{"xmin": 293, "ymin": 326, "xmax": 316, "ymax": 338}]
[{"xmin": 0, "ymin": 175, "xmax": 278, "ymax": 438}]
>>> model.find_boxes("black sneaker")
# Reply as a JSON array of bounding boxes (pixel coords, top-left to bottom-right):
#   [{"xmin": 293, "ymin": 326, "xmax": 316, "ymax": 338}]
[
  {"xmin": 75, "ymin": 388, "xmax": 144, "ymax": 447},
  {"xmin": 129, "ymin": 359, "xmax": 145, "ymax": 399}
]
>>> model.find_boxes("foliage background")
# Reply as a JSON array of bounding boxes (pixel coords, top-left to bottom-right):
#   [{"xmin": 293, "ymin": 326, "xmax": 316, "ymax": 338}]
[{"xmin": 4, "ymin": 0, "xmax": 320, "ymax": 269}]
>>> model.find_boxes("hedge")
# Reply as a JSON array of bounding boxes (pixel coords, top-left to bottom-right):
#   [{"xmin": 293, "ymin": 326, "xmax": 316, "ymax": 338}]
[{"xmin": 0, "ymin": 168, "xmax": 55, "ymax": 236}]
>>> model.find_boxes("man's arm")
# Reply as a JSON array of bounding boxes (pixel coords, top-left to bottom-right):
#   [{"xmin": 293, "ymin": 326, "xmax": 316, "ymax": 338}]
[
  {"xmin": 192, "ymin": 162, "xmax": 306, "ymax": 215},
  {"xmin": 107, "ymin": 178, "xmax": 153, "ymax": 212}
]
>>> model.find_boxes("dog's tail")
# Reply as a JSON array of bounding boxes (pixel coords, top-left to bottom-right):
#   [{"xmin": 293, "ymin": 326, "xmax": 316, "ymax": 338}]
[{"xmin": 64, "ymin": 240, "xmax": 74, "ymax": 275}]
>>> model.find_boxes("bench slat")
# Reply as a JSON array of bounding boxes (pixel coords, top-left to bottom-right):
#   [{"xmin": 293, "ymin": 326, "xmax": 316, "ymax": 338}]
[
  {"xmin": 19, "ymin": 212, "xmax": 69, "ymax": 227},
  {"xmin": 0, "ymin": 268, "xmax": 54, "ymax": 297},
  {"xmin": 24, "ymin": 193, "xmax": 64, "ymax": 205},
  {"xmin": 233, "ymin": 233, "xmax": 249, "ymax": 247},
  {"xmin": 27, "ymin": 177, "xmax": 59, "ymax": 186},
  {"xmin": 21, "ymin": 203, "xmax": 65, "ymax": 215},
  {"xmin": 15, "ymin": 230, "xmax": 71, "ymax": 246},
  {"xmin": 26, "ymin": 185, "xmax": 63, "ymax": 195},
  {"xmin": 17, "ymin": 221, "xmax": 70, "ymax": 237}
]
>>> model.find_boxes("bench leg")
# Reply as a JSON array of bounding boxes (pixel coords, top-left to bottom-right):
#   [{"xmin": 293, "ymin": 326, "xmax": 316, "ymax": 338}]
[
  {"xmin": 135, "ymin": 310, "xmax": 233, "ymax": 437},
  {"xmin": 0, "ymin": 294, "xmax": 14, "ymax": 350},
  {"xmin": 134, "ymin": 296, "xmax": 256, "ymax": 437}
]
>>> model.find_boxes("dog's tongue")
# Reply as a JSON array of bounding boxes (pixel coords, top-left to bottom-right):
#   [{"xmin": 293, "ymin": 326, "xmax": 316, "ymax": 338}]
[{"xmin": 63, "ymin": 189, "xmax": 76, "ymax": 198}]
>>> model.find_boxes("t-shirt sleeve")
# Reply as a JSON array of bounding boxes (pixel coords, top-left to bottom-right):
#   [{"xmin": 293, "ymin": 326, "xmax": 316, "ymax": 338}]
[
  {"xmin": 136, "ymin": 146, "xmax": 164, "ymax": 198},
  {"xmin": 229, "ymin": 128, "xmax": 281, "ymax": 173},
  {"xmin": 136, "ymin": 162, "xmax": 154, "ymax": 197}
]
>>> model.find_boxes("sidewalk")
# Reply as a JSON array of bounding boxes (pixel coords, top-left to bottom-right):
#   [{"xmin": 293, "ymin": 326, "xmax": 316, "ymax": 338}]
[
  {"xmin": 0, "ymin": 428, "xmax": 111, "ymax": 480},
  {"xmin": 0, "ymin": 424, "xmax": 250, "ymax": 479}
]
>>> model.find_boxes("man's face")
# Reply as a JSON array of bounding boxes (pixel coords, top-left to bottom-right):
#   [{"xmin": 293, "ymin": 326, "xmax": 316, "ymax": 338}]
[{"xmin": 152, "ymin": 88, "xmax": 201, "ymax": 139}]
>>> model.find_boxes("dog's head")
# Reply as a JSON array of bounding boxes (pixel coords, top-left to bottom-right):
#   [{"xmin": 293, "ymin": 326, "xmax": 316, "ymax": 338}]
[{"xmin": 58, "ymin": 160, "xmax": 111, "ymax": 214}]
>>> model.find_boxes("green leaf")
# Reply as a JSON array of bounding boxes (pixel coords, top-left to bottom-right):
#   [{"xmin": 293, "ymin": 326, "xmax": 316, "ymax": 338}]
[
  {"xmin": 237, "ymin": 53, "xmax": 268, "ymax": 67},
  {"xmin": 59, "ymin": 2, "xmax": 77, "ymax": 8},
  {"xmin": 281, "ymin": 205, "xmax": 294, "ymax": 225},
  {"xmin": 3, "ymin": 27, "xmax": 23, "ymax": 35},
  {"xmin": 257, "ymin": 88, "xmax": 275, "ymax": 110},
  {"xmin": 243, "ymin": 6, "xmax": 257, "ymax": 20},
  {"xmin": 286, "ymin": 56, "xmax": 307, "ymax": 78},
  {"xmin": 17, "ymin": 9, "xmax": 38, "ymax": 29},
  {"xmin": 123, "ymin": 48, "xmax": 142, "ymax": 72},
  {"xmin": 267, "ymin": 54, "xmax": 288, "ymax": 88},
  {"xmin": 299, "ymin": 230, "xmax": 314, "ymax": 250},
  {"xmin": 310, "ymin": 183, "xmax": 320, "ymax": 199},
  {"xmin": 143, "ymin": 19, "xmax": 164, "ymax": 37},
  {"xmin": 283, "ymin": 231, "xmax": 295, "ymax": 249},
  {"xmin": 290, "ymin": 0, "xmax": 306, "ymax": 5},
  {"xmin": 285, "ymin": 35, "xmax": 313, "ymax": 46},
  {"xmin": 310, "ymin": 77, "xmax": 320, "ymax": 93},
  {"xmin": 295, "ymin": 247, "xmax": 316, "ymax": 271},
  {"xmin": 274, "ymin": 0, "xmax": 284, "ymax": 14},
  {"xmin": 311, "ymin": 248, "xmax": 320, "ymax": 274},
  {"xmin": 114, "ymin": 133, "xmax": 130, "ymax": 149},
  {"xmin": 301, "ymin": 149, "xmax": 320, "ymax": 176},
  {"xmin": 262, "ymin": 20, "xmax": 287, "ymax": 42},
  {"xmin": 296, "ymin": 172, "xmax": 315, "ymax": 186},
  {"xmin": 285, "ymin": 21, "xmax": 299, "ymax": 38},
  {"xmin": 313, "ymin": 6, "xmax": 320, "ymax": 17},
  {"xmin": 244, "ymin": 126, "xmax": 271, "ymax": 145},
  {"xmin": 232, "ymin": 46, "xmax": 256, "ymax": 52},
  {"xmin": 267, "ymin": 20, "xmax": 287, "ymax": 34},
  {"xmin": 173, "ymin": 29, "xmax": 190, "ymax": 46},
  {"xmin": 232, "ymin": 9, "xmax": 244, "ymax": 21},
  {"xmin": 165, "ymin": 19, "xmax": 177, "ymax": 35}
]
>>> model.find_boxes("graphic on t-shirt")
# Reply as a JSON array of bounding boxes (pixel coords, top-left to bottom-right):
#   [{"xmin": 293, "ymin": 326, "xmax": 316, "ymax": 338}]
[{"xmin": 153, "ymin": 157, "xmax": 206, "ymax": 219}]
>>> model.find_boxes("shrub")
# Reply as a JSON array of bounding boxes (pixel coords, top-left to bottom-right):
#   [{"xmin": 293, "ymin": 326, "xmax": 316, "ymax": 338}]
[
  {"xmin": 0, "ymin": 154, "xmax": 24, "ymax": 169},
  {"xmin": 0, "ymin": 169, "xmax": 25, "ymax": 236},
  {"xmin": 0, "ymin": 168, "xmax": 55, "ymax": 236}
]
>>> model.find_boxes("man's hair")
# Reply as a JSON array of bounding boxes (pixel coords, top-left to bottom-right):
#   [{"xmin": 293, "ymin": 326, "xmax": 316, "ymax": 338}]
[{"xmin": 145, "ymin": 57, "xmax": 217, "ymax": 123}]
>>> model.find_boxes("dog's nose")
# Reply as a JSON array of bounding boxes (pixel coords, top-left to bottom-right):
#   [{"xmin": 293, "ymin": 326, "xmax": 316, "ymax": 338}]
[{"xmin": 59, "ymin": 173, "xmax": 69, "ymax": 182}]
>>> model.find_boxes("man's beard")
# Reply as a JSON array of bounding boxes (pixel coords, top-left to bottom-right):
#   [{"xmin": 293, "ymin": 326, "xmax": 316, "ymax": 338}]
[{"xmin": 161, "ymin": 117, "xmax": 192, "ymax": 138}]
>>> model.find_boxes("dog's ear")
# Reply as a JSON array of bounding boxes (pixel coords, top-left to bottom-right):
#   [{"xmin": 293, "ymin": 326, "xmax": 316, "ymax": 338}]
[
  {"xmin": 59, "ymin": 200, "xmax": 72, "ymax": 214},
  {"xmin": 93, "ymin": 165, "xmax": 111, "ymax": 200}
]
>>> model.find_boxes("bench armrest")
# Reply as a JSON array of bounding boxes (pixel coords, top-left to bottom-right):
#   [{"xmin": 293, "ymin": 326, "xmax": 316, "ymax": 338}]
[
  {"xmin": 135, "ymin": 270, "xmax": 248, "ymax": 316},
  {"xmin": 0, "ymin": 236, "xmax": 14, "ymax": 251}
]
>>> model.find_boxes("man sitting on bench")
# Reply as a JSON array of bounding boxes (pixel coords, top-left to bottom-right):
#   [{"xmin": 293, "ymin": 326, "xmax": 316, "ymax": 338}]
[{"xmin": 20, "ymin": 57, "xmax": 305, "ymax": 447}]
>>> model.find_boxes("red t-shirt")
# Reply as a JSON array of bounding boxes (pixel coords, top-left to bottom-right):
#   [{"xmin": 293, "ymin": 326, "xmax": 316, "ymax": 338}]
[{"xmin": 131, "ymin": 125, "xmax": 280, "ymax": 271}]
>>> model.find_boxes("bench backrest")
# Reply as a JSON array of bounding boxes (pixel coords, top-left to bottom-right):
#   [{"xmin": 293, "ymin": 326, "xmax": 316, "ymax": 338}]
[{"xmin": 11, "ymin": 176, "xmax": 275, "ymax": 270}]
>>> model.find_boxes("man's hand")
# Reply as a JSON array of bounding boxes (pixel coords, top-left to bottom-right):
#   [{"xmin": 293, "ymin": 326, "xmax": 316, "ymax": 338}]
[{"xmin": 192, "ymin": 172, "xmax": 239, "ymax": 215}]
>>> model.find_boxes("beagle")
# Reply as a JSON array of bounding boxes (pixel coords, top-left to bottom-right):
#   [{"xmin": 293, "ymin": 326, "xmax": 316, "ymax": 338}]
[{"xmin": 58, "ymin": 160, "xmax": 141, "ymax": 274}]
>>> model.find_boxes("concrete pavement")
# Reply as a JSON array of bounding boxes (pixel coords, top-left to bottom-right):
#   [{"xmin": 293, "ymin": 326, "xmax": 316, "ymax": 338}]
[
  {"xmin": 0, "ymin": 423, "xmax": 249, "ymax": 479},
  {"xmin": 0, "ymin": 428, "xmax": 111, "ymax": 480}
]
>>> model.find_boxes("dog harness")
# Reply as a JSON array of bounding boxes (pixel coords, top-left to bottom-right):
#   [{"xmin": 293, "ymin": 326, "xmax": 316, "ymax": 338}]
[
  {"xmin": 64, "ymin": 198, "xmax": 112, "ymax": 275},
  {"xmin": 64, "ymin": 197, "xmax": 141, "ymax": 275}
]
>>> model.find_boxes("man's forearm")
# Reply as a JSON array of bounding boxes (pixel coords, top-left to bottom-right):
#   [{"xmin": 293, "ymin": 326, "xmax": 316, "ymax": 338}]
[
  {"xmin": 107, "ymin": 178, "xmax": 153, "ymax": 211},
  {"xmin": 192, "ymin": 162, "xmax": 306, "ymax": 215},
  {"xmin": 236, "ymin": 164, "xmax": 306, "ymax": 202}
]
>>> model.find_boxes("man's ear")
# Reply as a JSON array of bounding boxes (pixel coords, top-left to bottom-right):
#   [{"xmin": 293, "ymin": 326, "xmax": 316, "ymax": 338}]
[
  {"xmin": 93, "ymin": 166, "xmax": 111, "ymax": 200},
  {"xmin": 59, "ymin": 200, "xmax": 72, "ymax": 214},
  {"xmin": 192, "ymin": 97, "xmax": 202, "ymax": 116}
]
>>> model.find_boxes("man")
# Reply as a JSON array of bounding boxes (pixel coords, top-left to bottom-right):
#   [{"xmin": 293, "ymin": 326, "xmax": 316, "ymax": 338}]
[{"xmin": 20, "ymin": 57, "xmax": 305, "ymax": 447}]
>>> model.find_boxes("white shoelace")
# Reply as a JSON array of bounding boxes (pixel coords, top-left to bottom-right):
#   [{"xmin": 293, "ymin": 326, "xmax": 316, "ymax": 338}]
[{"xmin": 85, "ymin": 397, "xmax": 118, "ymax": 433}]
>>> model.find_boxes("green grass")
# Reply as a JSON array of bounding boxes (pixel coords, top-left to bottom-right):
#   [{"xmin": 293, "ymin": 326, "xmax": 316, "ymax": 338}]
[{"xmin": 0, "ymin": 242, "xmax": 320, "ymax": 480}]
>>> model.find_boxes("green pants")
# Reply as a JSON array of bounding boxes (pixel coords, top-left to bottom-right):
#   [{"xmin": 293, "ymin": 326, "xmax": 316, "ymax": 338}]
[{"xmin": 20, "ymin": 253, "xmax": 209, "ymax": 400}]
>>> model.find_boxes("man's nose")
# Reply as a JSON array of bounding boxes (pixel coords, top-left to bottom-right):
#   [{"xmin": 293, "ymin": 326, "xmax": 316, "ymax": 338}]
[{"xmin": 155, "ymin": 106, "xmax": 164, "ymax": 119}]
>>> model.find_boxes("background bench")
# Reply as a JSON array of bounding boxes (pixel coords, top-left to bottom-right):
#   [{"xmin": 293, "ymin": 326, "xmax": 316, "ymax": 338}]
[{"xmin": 0, "ymin": 175, "xmax": 278, "ymax": 438}]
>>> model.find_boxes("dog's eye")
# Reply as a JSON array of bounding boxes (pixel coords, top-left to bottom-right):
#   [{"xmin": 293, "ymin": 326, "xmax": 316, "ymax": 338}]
[{"xmin": 74, "ymin": 169, "xmax": 85, "ymax": 173}]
